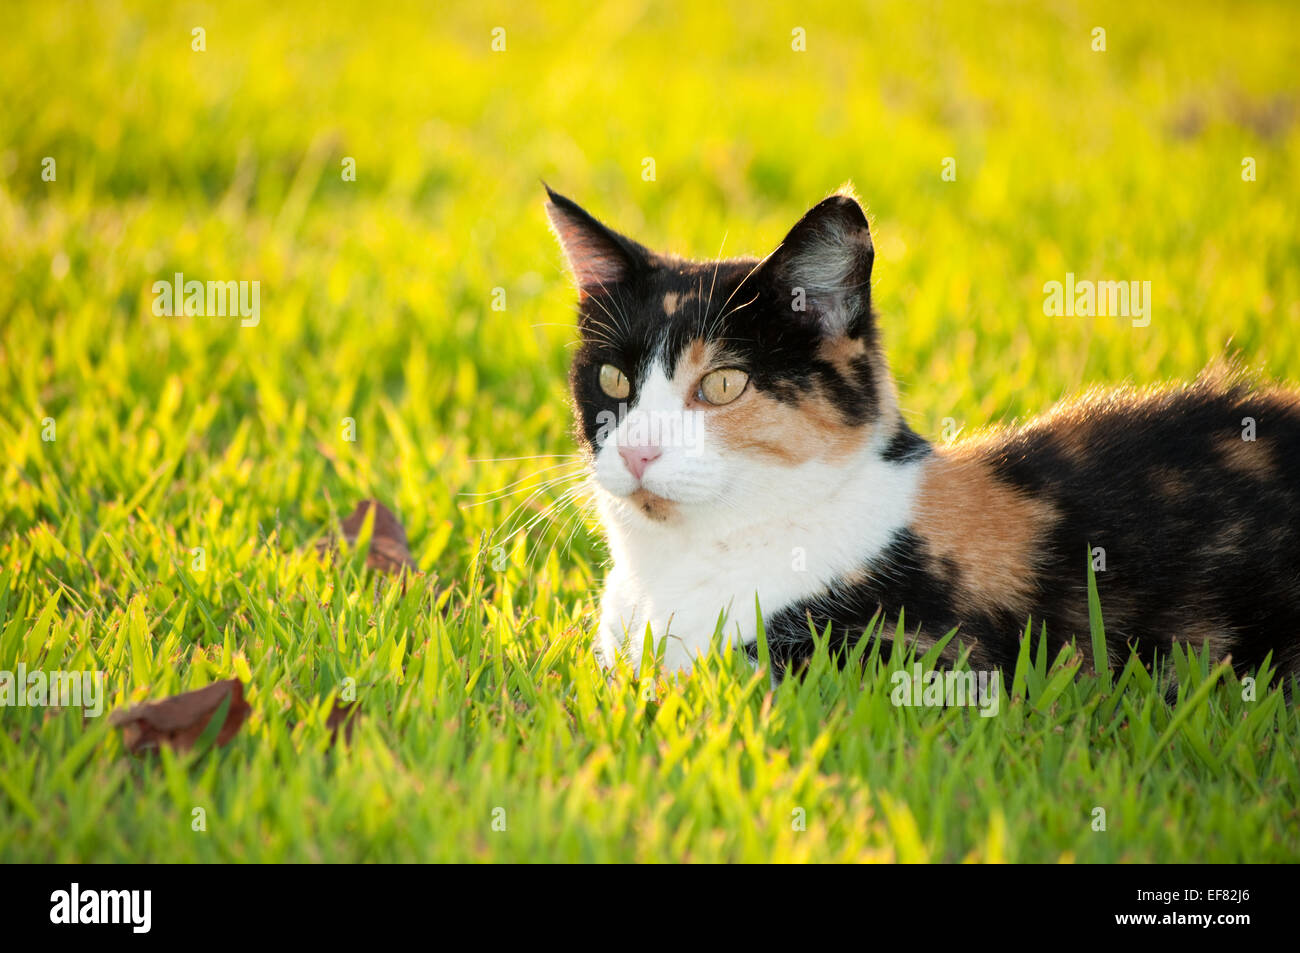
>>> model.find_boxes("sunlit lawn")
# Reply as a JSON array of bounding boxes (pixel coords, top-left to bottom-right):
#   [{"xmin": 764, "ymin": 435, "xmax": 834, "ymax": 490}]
[{"xmin": 2, "ymin": 0, "xmax": 1298, "ymax": 861}]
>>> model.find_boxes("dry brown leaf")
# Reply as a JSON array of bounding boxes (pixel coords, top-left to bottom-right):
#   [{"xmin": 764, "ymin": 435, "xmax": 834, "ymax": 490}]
[
  {"xmin": 110, "ymin": 678, "xmax": 250, "ymax": 754},
  {"xmin": 325, "ymin": 700, "xmax": 361, "ymax": 746},
  {"xmin": 315, "ymin": 499, "xmax": 416, "ymax": 574}
]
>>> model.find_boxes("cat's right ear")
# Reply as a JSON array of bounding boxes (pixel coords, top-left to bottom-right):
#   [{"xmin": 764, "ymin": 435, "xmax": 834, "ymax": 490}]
[
  {"xmin": 544, "ymin": 185, "xmax": 651, "ymax": 296},
  {"xmin": 759, "ymin": 188, "xmax": 874, "ymax": 336}
]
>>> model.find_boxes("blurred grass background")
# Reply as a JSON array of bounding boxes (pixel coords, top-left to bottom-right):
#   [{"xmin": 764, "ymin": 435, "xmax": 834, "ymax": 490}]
[{"xmin": 1, "ymin": 0, "xmax": 1298, "ymax": 861}]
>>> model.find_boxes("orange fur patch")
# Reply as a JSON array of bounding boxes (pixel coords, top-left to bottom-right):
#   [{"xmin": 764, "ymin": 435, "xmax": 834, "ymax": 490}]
[
  {"xmin": 816, "ymin": 334, "xmax": 868, "ymax": 378},
  {"xmin": 911, "ymin": 450, "xmax": 1057, "ymax": 618},
  {"xmin": 673, "ymin": 339, "xmax": 713, "ymax": 385},
  {"xmin": 677, "ymin": 334, "xmax": 878, "ymax": 465},
  {"xmin": 630, "ymin": 488, "xmax": 674, "ymax": 522},
  {"xmin": 706, "ymin": 388, "xmax": 869, "ymax": 463}
]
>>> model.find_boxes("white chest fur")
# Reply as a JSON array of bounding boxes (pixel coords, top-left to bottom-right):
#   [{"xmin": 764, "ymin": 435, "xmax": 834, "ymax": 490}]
[{"xmin": 595, "ymin": 440, "xmax": 925, "ymax": 672}]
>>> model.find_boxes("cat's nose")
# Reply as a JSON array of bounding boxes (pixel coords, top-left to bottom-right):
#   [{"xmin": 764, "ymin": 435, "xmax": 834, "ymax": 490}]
[{"xmin": 618, "ymin": 444, "xmax": 662, "ymax": 480}]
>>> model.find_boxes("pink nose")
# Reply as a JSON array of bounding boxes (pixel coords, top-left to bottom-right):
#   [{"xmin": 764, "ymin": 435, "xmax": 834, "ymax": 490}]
[{"xmin": 618, "ymin": 444, "xmax": 662, "ymax": 480}]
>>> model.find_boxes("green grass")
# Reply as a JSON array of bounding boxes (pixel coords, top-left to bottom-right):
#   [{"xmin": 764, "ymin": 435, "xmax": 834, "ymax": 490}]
[{"xmin": 3, "ymin": 0, "xmax": 1299, "ymax": 862}]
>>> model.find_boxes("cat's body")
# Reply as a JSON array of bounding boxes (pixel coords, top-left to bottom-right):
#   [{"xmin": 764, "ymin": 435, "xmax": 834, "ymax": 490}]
[{"xmin": 546, "ymin": 185, "xmax": 1300, "ymax": 687}]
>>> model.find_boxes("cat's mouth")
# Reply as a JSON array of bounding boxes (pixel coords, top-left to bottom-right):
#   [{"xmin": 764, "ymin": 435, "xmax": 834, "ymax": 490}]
[{"xmin": 628, "ymin": 487, "xmax": 675, "ymax": 521}]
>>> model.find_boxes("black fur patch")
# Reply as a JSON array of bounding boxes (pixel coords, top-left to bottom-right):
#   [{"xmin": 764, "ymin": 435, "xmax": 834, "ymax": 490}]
[{"xmin": 880, "ymin": 424, "xmax": 932, "ymax": 463}]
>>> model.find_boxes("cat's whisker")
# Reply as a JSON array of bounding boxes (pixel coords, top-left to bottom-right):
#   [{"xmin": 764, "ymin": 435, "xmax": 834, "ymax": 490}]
[
  {"xmin": 701, "ymin": 232, "xmax": 728, "ymax": 331},
  {"xmin": 520, "ymin": 481, "xmax": 601, "ymax": 579},
  {"xmin": 489, "ymin": 471, "xmax": 590, "ymax": 536},
  {"xmin": 587, "ymin": 274, "xmax": 634, "ymax": 339},
  {"xmin": 559, "ymin": 496, "xmax": 600, "ymax": 558},
  {"xmin": 467, "ymin": 473, "xmax": 586, "ymax": 511},
  {"xmin": 713, "ymin": 245, "xmax": 778, "ymax": 327},
  {"xmin": 495, "ymin": 482, "xmax": 591, "ymax": 553},
  {"xmin": 579, "ymin": 308, "xmax": 618, "ymax": 330},
  {"xmin": 469, "ymin": 453, "xmax": 581, "ymax": 464},
  {"xmin": 574, "ymin": 286, "xmax": 627, "ymax": 346},
  {"xmin": 482, "ymin": 478, "xmax": 590, "ymax": 556},
  {"xmin": 459, "ymin": 461, "xmax": 587, "ymax": 504},
  {"xmin": 537, "ymin": 315, "xmax": 616, "ymax": 349},
  {"xmin": 717, "ymin": 292, "xmax": 759, "ymax": 324},
  {"xmin": 577, "ymin": 319, "xmax": 622, "ymax": 351}
]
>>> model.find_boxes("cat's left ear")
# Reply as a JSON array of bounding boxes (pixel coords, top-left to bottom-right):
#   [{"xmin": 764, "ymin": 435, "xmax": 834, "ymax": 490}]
[
  {"xmin": 544, "ymin": 185, "xmax": 652, "ymax": 297},
  {"xmin": 760, "ymin": 189, "xmax": 874, "ymax": 335}
]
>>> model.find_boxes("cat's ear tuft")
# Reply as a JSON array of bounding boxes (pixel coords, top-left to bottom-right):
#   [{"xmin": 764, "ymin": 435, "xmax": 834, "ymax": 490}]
[
  {"xmin": 763, "ymin": 188, "xmax": 874, "ymax": 334},
  {"xmin": 544, "ymin": 186, "xmax": 651, "ymax": 296}
]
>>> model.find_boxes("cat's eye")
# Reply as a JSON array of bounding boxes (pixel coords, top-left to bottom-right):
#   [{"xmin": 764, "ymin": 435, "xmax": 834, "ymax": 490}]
[
  {"xmin": 698, "ymin": 368, "xmax": 749, "ymax": 406},
  {"xmin": 598, "ymin": 364, "xmax": 630, "ymax": 400}
]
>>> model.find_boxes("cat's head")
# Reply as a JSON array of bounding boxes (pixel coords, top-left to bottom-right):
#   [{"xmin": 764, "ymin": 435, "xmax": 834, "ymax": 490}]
[{"xmin": 547, "ymin": 186, "xmax": 911, "ymax": 525}]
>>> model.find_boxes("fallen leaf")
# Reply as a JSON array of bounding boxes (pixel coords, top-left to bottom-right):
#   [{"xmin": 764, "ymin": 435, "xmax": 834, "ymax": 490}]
[
  {"xmin": 315, "ymin": 499, "xmax": 416, "ymax": 574},
  {"xmin": 110, "ymin": 679, "xmax": 250, "ymax": 755},
  {"xmin": 325, "ymin": 700, "xmax": 361, "ymax": 746}
]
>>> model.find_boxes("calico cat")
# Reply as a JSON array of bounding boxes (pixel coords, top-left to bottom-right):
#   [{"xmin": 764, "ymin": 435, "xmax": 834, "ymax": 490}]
[{"xmin": 545, "ymin": 185, "xmax": 1300, "ymax": 688}]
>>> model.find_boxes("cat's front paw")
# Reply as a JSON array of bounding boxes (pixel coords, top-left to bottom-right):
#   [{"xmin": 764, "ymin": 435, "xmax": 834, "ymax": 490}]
[
  {"xmin": 593, "ymin": 613, "xmax": 631, "ymax": 670},
  {"xmin": 596, "ymin": 607, "xmax": 695, "ymax": 674}
]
